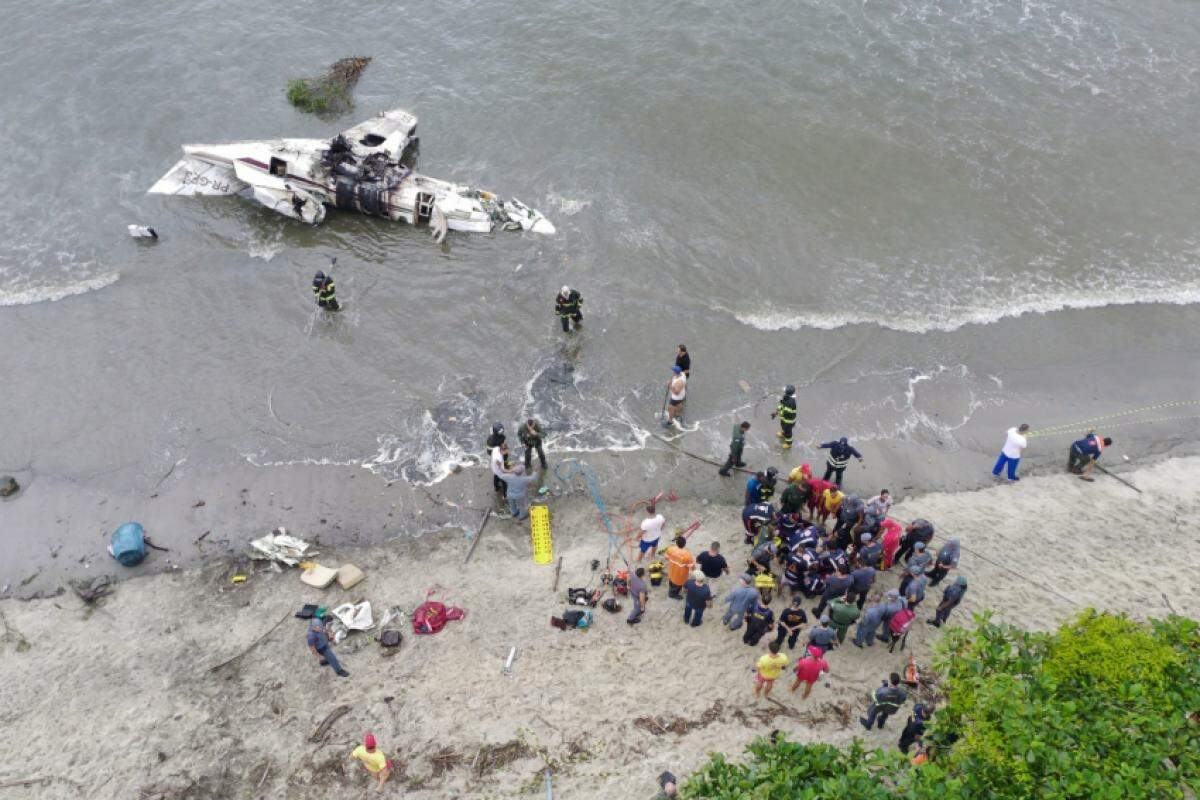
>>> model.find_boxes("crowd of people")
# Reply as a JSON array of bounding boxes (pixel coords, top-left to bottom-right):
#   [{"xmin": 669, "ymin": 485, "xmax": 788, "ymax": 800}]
[{"xmin": 638, "ymin": 453, "xmax": 968, "ymax": 756}]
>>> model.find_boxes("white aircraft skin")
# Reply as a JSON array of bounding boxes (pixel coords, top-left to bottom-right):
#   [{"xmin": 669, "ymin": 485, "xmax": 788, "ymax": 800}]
[{"xmin": 149, "ymin": 109, "xmax": 555, "ymax": 239}]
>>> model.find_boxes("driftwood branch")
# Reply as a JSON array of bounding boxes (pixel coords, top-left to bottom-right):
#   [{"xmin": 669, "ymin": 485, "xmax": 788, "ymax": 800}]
[
  {"xmin": 208, "ymin": 612, "xmax": 290, "ymax": 673},
  {"xmin": 309, "ymin": 704, "xmax": 352, "ymax": 742}
]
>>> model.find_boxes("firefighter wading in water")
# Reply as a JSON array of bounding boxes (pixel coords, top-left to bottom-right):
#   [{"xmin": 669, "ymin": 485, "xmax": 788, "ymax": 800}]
[
  {"xmin": 555, "ymin": 285, "xmax": 583, "ymax": 332},
  {"xmin": 312, "ymin": 270, "xmax": 339, "ymax": 311},
  {"xmin": 771, "ymin": 385, "xmax": 797, "ymax": 450}
]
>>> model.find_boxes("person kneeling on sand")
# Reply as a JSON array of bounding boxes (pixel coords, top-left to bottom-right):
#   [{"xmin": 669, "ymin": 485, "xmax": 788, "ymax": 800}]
[
  {"xmin": 789, "ymin": 644, "xmax": 829, "ymax": 700},
  {"xmin": 753, "ymin": 640, "xmax": 789, "ymax": 701},
  {"xmin": 349, "ymin": 732, "xmax": 393, "ymax": 790}
]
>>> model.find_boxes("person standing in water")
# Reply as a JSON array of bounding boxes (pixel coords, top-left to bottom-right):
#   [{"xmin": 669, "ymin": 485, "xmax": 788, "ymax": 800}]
[
  {"xmin": 664, "ymin": 365, "xmax": 687, "ymax": 428},
  {"xmin": 555, "ymin": 285, "xmax": 583, "ymax": 332},
  {"xmin": 674, "ymin": 344, "xmax": 691, "ymax": 377},
  {"xmin": 312, "ymin": 270, "xmax": 339, "ymax": 310},
  {"xmin": 770, "ymin": 385, "xmax": 798, "ymax": 450},
  {"xmin": 718, "ymin": 421, "xmax": 751, "ymax": 476}
]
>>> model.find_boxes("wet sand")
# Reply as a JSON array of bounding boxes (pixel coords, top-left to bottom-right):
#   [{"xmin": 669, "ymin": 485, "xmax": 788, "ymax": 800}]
[{"xmin": 0, "ymin": 457, "xmax": 1196, "ymax": 798}]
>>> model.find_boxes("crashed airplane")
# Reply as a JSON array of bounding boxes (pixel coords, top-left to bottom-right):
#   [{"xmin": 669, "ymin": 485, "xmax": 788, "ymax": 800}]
[{"xmin": 149, "ymin": 109, "xmax": 554, "ymax": 240}]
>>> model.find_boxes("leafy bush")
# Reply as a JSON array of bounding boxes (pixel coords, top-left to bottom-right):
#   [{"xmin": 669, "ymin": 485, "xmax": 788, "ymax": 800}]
[
  {"xmin": 286, "ymin": 57, "xmax": 372, "ymax": 115},
  {"xmin": 682, "ymin": 612, "xmax": 1200, "ymax": 800}
]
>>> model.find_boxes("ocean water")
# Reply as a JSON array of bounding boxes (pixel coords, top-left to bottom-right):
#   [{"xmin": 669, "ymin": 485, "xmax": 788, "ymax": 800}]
[{"xmin": 1, "ymin": 0, "xmax": 1198, "ymax": 488}]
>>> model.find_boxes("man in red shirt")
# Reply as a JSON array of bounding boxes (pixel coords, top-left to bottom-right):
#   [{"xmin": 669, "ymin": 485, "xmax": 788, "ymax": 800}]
[{"xmin": 789, "ymin": 645, "xmax": 830, "ymax": 700}]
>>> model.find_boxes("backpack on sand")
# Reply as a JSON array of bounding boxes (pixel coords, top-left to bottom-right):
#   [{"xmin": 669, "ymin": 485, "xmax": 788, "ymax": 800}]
[{"xmin": 413, "ymin": 589, "xmax": 466, "ymax": 635}]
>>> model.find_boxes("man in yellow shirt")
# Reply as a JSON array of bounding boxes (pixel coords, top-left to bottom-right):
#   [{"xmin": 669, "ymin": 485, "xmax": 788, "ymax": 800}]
[
  {"xmin": 349, "ymin": 732, "xmax": 393, "ymax": 790},
  {"xmin": 752, "ymin": 640, "xmax": 789, "ymax": 700},
  {"xmin": 818, "ymin": 486, "xmax": 844, "ymax": 527}
]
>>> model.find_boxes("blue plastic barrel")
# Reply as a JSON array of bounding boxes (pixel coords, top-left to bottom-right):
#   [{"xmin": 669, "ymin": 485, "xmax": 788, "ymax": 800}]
[{"xmin": 110, "ymin": 522, "xmax": 146, "ymax": 567}]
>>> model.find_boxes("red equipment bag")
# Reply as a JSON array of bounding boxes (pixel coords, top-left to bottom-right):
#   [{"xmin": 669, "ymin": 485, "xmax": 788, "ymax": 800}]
[
  {"xmin": 888, "ymin": 608, "xmax": 915, "ymax": 637},
  {"xmin": 413, "ymin": 589, "xmax": 466, "ymax": 635}
]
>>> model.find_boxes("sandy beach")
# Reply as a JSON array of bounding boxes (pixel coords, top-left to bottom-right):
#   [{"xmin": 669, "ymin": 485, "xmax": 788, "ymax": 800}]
[{"xmin": 1, "ymin": 455, "xmax": 1195, "ymax": 799}]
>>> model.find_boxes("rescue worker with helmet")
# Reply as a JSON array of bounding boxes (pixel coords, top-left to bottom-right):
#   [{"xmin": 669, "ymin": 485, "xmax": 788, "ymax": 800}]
[
  {"xmin": 555, "ymin": 285, "xmax": 583, "ymax": 332},
  {"xmin": 312, "ymin": 270, "xmax": 339, "ymax": 310},
  {"xmin": 771, "ymin": 385, "xmax": 798, "ymax": 449}
]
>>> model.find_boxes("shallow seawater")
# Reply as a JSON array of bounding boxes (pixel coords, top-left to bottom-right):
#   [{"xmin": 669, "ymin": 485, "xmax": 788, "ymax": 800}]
[{"xmin": 1, "ymin": 0, "xmax": 1198, "ymax": 489}]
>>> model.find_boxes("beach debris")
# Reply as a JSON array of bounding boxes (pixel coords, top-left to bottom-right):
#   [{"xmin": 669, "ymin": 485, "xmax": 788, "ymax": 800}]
[
  {"xmin": 379, "ymin": 629, "xmax": 402, "ymax": 655},
  {"xmin": 335, "ymin": 564, "xmax": 365, "ymax": 590},
  {"xmin": 249, "ymin": 528, "xmax": 311, "ymax": 566},
  {"xmin": 287, "ymin": 56, "xmax": 372, "ymax": 114},
  {"xmin": 428, "ymin": 747, "xmax": 463, "ymax": 777},
  {"xmin": 69, "ymin": 576, "xmax": 112, "ymax": 605},
  {"xmin": 108, "ymin": 522, "xmax": 147, "ymax": 566},
  {"xmin": 413, "ymin": 590, "xmax": 466, "ymax": 635},
  {"xmin": 195, "ymin": 530, "xmax": 211, "ymax": 543},
  {"xmin": 231, "ymin": 574, "xmax": 247, "ymax": 584},
  {"xmin": 331, "ymin": 602, "xmax": 374, "ymax": 631},
  {"xmin": 126, "ymin": 224, "xmax": 158, "ymax": 239},
  {"xmin": 463, "ymin": 509, "xmax": 491, "ymax": 565},
  {"xmin": 376, "ymin": 605, "xmax": 405, "ymax": 630},
  {"xmin": 502, "ymin": 646, "xmax": 518, "ymax": 676},
  {"xmin": 208, "ymin": 611, "xmax": 291, "ymax": 673},
  {"xmin": 143, "ymin": 536, "xmax": 170, "ymax": 552},
  {"xmin": 300, "ymin": 564, "xmax": 338, "ymax": 589},
  {"xmin": 192, "ymin": 499, "xmax": 206, "ymax": 508},
  {"xmin": 308, "ymin": 704, "xmax": 352, "ymax": 742},
  {"xmin": 0, "ymin": 476, "xmax": 19, "ymax": 497},
  {"xmin": 295, "ymin": 604, "xmax": 319, "ymax": 620}
]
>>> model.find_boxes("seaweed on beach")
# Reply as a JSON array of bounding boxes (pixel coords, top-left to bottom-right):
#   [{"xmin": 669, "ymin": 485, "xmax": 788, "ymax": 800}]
[{"xmin": 286, "ymin": 57, "xmax": 373, "ymax": 116}]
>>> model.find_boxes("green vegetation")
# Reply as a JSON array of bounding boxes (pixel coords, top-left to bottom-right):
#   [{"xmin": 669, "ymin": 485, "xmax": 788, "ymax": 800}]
[
  {"xmin": 683, "ymin": 611, "xmax": 1200, "ymax": 800},
  {"xmin": 286, "ymin": 57, "xmax": 372, "ymax": 115},
  {"xmin": 286, "ymin": 78, "xmax": 348, "ymax": 114}
]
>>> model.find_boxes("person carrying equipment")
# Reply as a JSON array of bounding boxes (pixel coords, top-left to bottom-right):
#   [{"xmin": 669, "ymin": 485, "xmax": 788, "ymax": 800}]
[
  {"xmin": 719, "ymin": 421, "xmax": 750, "ymax": 476},
  {"xmin": 771, "ymin": 385, "xmax": 798, "ymax": 449},
  {"xmin": 312, "ymin": 270, "xmax": 340, "ymax": 310},
  {"xmin": 555, "ymin": 285, "xmax": 583, "ymax": 332},
  {"xmin": 818, "ymin": 437, "xmax": 863, "ymax": 485},
  {"xmin": 1067, "ymin": 430, "xmax": 1112, "ymax": 482}
]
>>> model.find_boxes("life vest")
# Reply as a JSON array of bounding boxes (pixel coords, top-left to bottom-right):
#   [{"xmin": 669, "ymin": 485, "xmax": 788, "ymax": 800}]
[{"xmin": 754, "ymin": 572, "xmax": 776, "ymax": 590}]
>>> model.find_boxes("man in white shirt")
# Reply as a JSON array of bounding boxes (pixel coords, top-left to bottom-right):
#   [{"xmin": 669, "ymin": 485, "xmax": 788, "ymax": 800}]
[
  {"xmin": 637, "ymin": 504, "xmax": 666, "ymax": 561},
  {"xmin": 664, "ymin": 366, "xmax": 687, "ymax": 429},
  {"xmin": 991, "ymin": 424, "xmax": 1030, "ymax": 482}
]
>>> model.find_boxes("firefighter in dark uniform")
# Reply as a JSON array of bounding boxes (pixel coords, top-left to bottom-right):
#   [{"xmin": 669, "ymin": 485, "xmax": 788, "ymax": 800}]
[
  {"xmin": 312, "ymin": 271, "xmax": 339, "ymax": 311},
  {"xmin": 771, "ymin": 385, "xmax": 797, "ymax": 450},
  {"xmin": 555, "ymin": 285, "xmax": 583, "ymax": 332}
]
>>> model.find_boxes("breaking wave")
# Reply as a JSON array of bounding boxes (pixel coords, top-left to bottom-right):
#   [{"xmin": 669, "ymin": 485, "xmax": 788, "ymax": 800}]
[
  {"xmin": 733, "ymin": 283, "xmax": 1200, "ymax": 334},
  {"xmin": 0, "ymin": 272, "xmax": 120, "ymax": 307}
]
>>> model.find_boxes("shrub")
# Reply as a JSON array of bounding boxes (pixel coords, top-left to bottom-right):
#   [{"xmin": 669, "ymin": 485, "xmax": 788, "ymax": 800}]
[{"xmin": 682, "ymin": 612, "xmax": 1200, "ymax": 800}]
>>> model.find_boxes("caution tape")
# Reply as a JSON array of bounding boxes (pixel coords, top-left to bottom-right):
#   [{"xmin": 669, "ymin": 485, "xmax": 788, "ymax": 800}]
[
  {"xmin": 1027, "ymin": 412, "xmax": 1200, "ymax": 438},
  {"xmin": 1028, "ymin": 400, "xmax": 1200, "ymax": 437}
]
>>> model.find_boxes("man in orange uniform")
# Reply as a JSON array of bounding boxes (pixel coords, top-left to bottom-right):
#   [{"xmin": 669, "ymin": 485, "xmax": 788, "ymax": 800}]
[{"xmin": 664, "ymin": 535, "xmax": 695, "ymax": 600}]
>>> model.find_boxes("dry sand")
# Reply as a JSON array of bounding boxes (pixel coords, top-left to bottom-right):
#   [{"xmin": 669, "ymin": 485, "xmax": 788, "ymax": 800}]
[{"xmin": 0, "ymin": 457, "xmax": 1197, "ymax": 799}]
